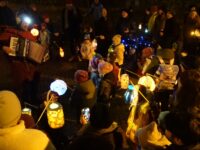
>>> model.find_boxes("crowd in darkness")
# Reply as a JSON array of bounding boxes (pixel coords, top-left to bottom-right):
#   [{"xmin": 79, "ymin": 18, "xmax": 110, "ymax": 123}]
[{"xmin": 0, "ymin": 0, "xmax": 200, "ymax": 150}]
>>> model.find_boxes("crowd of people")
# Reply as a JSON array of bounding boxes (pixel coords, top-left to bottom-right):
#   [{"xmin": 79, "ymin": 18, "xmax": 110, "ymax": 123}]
[{"xmin": 0, "ymin": 0, "xmax": 200, "ymax": 149}]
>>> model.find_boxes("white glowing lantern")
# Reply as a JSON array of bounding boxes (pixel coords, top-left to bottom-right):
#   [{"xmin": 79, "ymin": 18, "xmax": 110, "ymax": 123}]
[
  {"xmin": 120, "ymin": 74, "xmax": 130, "ymax": 89},
  {"xmin": 59, "ymin": 47, "xmax": 65, "ymax": 58},
  {"xmin": 50, "ymin": 79, "xmax": 67, "ymax": 96},
  {"xmin": 31, "ymin": 28, "xmax": 39, "ymax": 36},
  {"xmin": 23, "ymin": 16, "xmax": 32, "ymax": 25},
  {"xmin": 138, "ymin": 24, "xmax": 142, "ymax": 30},
  {"xmin": 144, "ymin": 28, "xmax": 149, "ymax": 33},
  {"xmin": 138, "ymin": 75, "xmax": 156, "ymax": 92},
  {"xmin": 47, "ymin": 102, "xmax": 65, "ymax": 129},
  {"xmin": 22, "ymin": 107, "xmax": 32, "ymax": 116}
]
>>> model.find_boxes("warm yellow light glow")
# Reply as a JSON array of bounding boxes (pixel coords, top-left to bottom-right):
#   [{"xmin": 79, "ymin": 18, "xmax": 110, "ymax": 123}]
[
  {"xmin": 138, "ymin": 75, "xmax": 156, "ymax": 92},
  {"xmin": 30, "ymin": 28, "xmax": 39, "ymax": 36},
  {"xmin": 22, "ymin": 107, "xmax": 32, "ymax": 116},
  {"xmin": 59, "ymin": 47, "xmax": 64, "ymax": 58},
  {"xmin": 47, "ymin": 102, "xmax": 65, "ymax": 129},
  {"xmin": 190, "ymin": 31, "xmax": 195, "ymax": 36},
  {"xmin": 181, "ymin": 52, "xmax": 188, "ymax": 57}
]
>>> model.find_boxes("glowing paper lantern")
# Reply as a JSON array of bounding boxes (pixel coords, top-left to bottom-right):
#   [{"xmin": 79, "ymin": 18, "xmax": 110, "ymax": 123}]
[
  {"xmin": 31, "ymin": 28, "xmax": 39, "ymax": 36},
  {"xmin": 80, "ymin": 107, "xmax": 90, "ymax": 125},
  {"xmin": 138, "ymin": 75, "xmax": 156, "ymax": 92},
  {"xmin": 47, "ymin": 102, "xmax": 65, "ymax": 129},
  {"xmin": 138, "ymin": 24, "xmax": 142, "ymax": 30},
  {"xmin": 23, "ymin": 16, "xmax": 32, "ymax": 25},
  {"xmin": 50, "ymin": 79, "xmax": 67, "ymax": 96},
  {"xmin": 22, "ymin": 107, "xmax": 32, "ymax": 116},
  {"xmin": 120, "ymin": 74, "xmax": 130, "ymax": 89},
  {"xmin": 59, "ymin": 47, "xmax": 65, "ymax": 58}
]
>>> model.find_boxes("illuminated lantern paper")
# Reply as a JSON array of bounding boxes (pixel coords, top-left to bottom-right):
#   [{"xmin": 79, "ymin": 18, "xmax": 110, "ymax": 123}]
[
  {"xmin": 31, "ymin": 28, "xmax": 39, "ymax": 36},
  {"xmin": 80, "ymin": 107, "xmax": 90, "ymax": 125},
  {"xmin": 47, "ymin": 102, "xmax": 65, "ymax": 129},
  {"xmin": 138, "ymin": 24, "xmax": 142, "ymax": 30},
  {"xmin": 59, "ymin": 47, "xmax": 65, "ymax": 58},
  {"xmin": 22, "ymin": 107, "xmax": 32, "ymax": 116},
  {"xmin": 23, "ymin": 16, "xmax": 32, "ymax": 25},
  {"xmin": 138, "ymin": 75, "xmax": 156, "ymax": 92},
  {"xmin": 124, "ymin": 85, "xmax": 135, "ymax": 104},
  {"xmin": 50, "ymin": 79, "xmax": 67, "ymax": 96},
  {"xmin": 120, "ymin": 74, "xmax": 130, "ymax": 89}
]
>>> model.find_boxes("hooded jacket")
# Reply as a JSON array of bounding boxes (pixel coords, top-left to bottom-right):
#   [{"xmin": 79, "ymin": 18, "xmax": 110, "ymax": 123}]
[{"xmin": 0, "ymin": 120, "xmax": 56, "ymax": 150}]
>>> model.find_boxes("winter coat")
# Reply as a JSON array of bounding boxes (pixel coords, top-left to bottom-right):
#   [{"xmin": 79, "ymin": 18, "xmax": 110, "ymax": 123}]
[
  {"xmin": 0, "ymin": 120, "xmax": 55, "ymax": 150},
  {"xmin": 74, "ymin": 122, "xmax": 126, "ymax": 150},
  {"xmin": 71, "ymin": 79, "xmax": 97, "ymax": 110},
  {"xmin": 97, "ymin": 72, "xmax": 116, "ymax": 103},
  {"xmin": 114, "ymin": 44, "xmax": 125, "ymax": 66}
]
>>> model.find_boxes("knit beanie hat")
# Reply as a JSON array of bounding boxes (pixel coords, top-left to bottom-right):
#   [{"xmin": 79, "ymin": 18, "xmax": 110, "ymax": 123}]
[
  {"xmin": 0, "ymin": 91, "xmax": 21, "ymax": 128},
  {"xmin": 74, "ymin": 70, "xmax": 89, "ymax": 83},
  {"xmin": 98, "ymin": 61, "xmax": 113, "ymax": 76}
]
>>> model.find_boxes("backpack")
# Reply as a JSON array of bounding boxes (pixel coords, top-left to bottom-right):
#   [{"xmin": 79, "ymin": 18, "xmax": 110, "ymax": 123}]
[{"xmin": 155, "ymin": 56, "xmax": 179, "ymax": 90}]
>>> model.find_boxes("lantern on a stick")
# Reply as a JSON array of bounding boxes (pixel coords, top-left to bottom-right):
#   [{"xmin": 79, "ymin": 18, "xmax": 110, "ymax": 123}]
[
  {"xmin": 47, "ymin": 102, "xmax": 65, "ymax": 129},
  {"xmin": 36, "ymin": 79, "xmax": 67, "ymax": 129}
]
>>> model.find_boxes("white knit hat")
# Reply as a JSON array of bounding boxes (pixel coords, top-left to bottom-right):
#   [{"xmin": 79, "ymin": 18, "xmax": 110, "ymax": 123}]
[{"xmin": 0, "ymin": 91, "xmax": 21, "ymax": 128}]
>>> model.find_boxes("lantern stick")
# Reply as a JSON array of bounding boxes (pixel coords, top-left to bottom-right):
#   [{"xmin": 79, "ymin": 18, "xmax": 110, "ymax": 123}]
[
  {"xmin": 36, "ymin": 90, "xmax": 53, "ymax": 126},
  {"xmin": 130, "ymin": 81, "xmax": 150, "ymax": 103}
]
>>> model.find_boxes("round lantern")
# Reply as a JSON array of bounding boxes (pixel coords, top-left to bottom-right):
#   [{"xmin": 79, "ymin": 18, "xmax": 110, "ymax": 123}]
[
  {"xmin": 22, "ymin": 107, "xmax": 32, "ymax": 116},
  {"xmin": 124, "ymin": 85, "xmax": 135, "ymax": 104},
  {"xmin": 30, "ymin": 28, "xmax": 39, "ymax": 36},
  {"xmin": 47, "ymin": 102, "xmax": 65, "ymax": 129},
  {"xmin": 50, "ymin": 79, "xmax": 67, "ymax": 96},
  {"xmin": 138, "ymin": 75, "xmax": 156, "ymax": 92}
]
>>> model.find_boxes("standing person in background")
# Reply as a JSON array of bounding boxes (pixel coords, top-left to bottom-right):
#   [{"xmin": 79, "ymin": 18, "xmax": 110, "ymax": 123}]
[
  {"xmin": 160, "ymin": 9, "xmax": 180, "ymax": 50},
  {"xmin": 0, "ymin": 0, "xmax": 16, "ymax": 27},
  {"xmin": 28, "ymin": 3, "xmax": 42, "ymax": 28},
  {"xmin": 152, "ymin": 5, "xmax": 166, "ymax": 43},
  {"xmin": 147, "ymin": 5, "xmax": 158, "ymax": 34},
  {"xmin": 116, "ymin": 9, "xmax": 132, "ymax": 35},
  {"xmin": 94, "ymin": 7, "xmax": 113, "ymax": 57},
  {"xmin": 87, "ymin": 0, "xmax": 103, "ymax": 26},
  {"xmin": 62, "ymin": 0, "xmax": 81, "ymax": 58}
]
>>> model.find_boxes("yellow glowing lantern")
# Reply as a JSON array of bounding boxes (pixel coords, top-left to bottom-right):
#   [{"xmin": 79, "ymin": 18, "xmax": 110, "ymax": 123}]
[
  {"xmin": 30, "ymin": 28, "xmax": 39, "ymax": 36},
  {"xmin": 181, "ymin": 52, "xmax": 188, "ymax": 57},
  {"xmin": 190, "ymin": 31, "xmax": 195, "ymax": 36},
  {"xmin": 22, "ymin": 107, "xmax": 32, "ymax": 116},
  {"xmin": 59, "ymin": 47, "xmax": 65, "ymax": 58},
  {"xmin": 138, "ymin": 75, "xmax": 156, "ymax": 92},
  {"xmin": 47, "ymin": 102, "xmax": 65, "ymax": 129}
]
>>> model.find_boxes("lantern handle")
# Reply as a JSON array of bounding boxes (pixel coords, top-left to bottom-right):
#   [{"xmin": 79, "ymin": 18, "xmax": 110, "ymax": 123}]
[{"xmin": 36, "ymin": 90, "xmax": 53, "ymax": 126}]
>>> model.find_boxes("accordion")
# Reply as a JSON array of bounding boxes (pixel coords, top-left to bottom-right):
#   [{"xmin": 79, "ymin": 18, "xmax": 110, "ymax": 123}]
[{"xmin": 9, "ymin": 37, "xmax": 46, "ymax": 64}]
